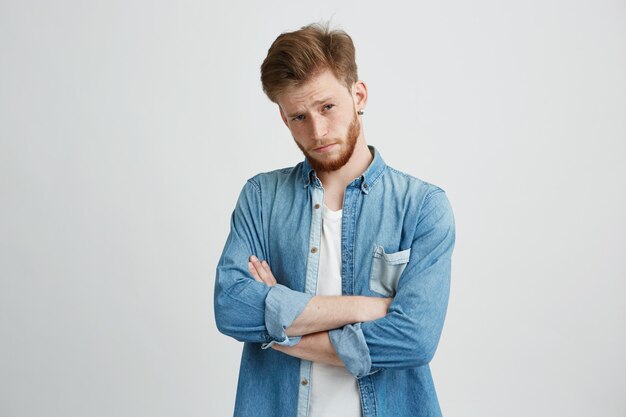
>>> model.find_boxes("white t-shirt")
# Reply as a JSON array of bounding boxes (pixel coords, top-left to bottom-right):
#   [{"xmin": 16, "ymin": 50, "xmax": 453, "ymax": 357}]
[{"xmin": 309, "ymin": 205, "xmax": 362, "ymax": 417}]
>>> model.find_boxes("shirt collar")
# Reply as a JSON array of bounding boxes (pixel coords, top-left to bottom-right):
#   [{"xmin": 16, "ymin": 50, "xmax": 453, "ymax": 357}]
[{"xmin": 301, "ymin": 146, "xmax": 386, "ymax": 194}]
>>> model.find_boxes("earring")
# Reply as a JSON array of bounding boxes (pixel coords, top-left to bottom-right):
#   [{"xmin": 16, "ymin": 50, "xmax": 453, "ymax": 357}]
[{"xmin": 357, "ymin": 109, "xmax": 364, "ymax": 115}]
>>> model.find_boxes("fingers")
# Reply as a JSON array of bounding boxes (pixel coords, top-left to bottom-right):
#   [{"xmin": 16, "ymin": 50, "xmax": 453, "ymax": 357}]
[
  {"xmin": 249, "ymin": 255, "xmax": 267, "ymax": 282},
  {"xmin": 248, "ymin": 261, "xmax": 262, "ymax": 282},
  {"xmin": 249, "ymin": 255, "xmax": 277, "ymax": 286},
  {"xmin": 261, "ymin": 260, "xmax": 277, "ymax": 286},
  {"xmin": 261, "ymin": 260, "xmax": 276, "ymax": 285}
]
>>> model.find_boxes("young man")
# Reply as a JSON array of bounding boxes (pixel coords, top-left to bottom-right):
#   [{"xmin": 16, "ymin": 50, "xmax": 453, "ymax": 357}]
[{"xmin": 214, "ymin": 23, "xmax": 455, "ymax": 417}]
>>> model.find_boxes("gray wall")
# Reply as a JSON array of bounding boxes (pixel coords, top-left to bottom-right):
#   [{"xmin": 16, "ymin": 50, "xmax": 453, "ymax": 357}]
[{"xmin": 1, "ymin": 1, "xmax": 625, "ymax": 416}]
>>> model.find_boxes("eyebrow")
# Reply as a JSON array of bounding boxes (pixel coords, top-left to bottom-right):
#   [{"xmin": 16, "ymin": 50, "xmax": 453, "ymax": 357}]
[{"xmin": 286, "ymin": 97, "xmax": 333, "ymax": 118}]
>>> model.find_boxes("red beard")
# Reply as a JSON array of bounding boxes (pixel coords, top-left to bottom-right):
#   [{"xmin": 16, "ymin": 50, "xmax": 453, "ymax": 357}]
[{"xmin": 296, "ymin": 112, "xmax": 360, "ymax": 173}]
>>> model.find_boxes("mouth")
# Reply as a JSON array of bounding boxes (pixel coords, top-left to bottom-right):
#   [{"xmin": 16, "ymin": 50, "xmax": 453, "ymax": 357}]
[{"xmin": 313, "ymin": 143, "xmax": 337, "ymax": 153}]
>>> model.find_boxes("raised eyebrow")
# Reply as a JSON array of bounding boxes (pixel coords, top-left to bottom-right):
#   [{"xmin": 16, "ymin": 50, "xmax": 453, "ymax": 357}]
[
  {"xmin": 315, "ymin": 97, "xmax": 334, "ymax": 106},
  {"xmin": 286, "ymin": 97, "xmax": 334, "ymax": 118},
  {"xmin": 315, "ymin": 97, "xmax": 333, "ymax": 106},
  {"xmin": 286, "ymin": 110, "xmax": 305, "ymax": 118}
]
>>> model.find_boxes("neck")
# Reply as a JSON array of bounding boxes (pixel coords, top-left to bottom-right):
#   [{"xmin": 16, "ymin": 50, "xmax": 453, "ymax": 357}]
[{"xmin": 317, "ymin": 135, "xmax": 373, "ymax": 191}]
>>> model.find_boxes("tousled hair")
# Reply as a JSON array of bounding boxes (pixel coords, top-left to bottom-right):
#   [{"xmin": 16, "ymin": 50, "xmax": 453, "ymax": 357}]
[{"xmin": 260, "ymin": 23, "xmax": 358, "ymax": 103}]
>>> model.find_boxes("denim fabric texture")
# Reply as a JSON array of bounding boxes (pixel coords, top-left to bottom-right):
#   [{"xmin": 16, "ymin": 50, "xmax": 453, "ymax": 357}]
[{"xmin": 214, "ymin": 147, "xmax": 455, "ymax": 417}]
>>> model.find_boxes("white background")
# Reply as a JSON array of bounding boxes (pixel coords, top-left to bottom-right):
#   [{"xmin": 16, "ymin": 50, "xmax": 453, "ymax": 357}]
[{"xmin": 1, "ymin": 1, "xmax": 625, "ymax": 416}]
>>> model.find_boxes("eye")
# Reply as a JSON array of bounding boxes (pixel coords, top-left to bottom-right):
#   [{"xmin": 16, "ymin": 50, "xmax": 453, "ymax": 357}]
[
  {"xmin": 292, "ymin": 114, "xmax": 305, "ymax": 122},
  {"xmin": 322, "ymin": 104, "xmax": 335, "ymax": 111}
]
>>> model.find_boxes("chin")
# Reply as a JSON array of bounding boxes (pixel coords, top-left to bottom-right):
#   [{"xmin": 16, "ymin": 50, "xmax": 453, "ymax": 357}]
[{"xmin": 307, "ymin": 148, "xmax": 353, "ymax": 172}]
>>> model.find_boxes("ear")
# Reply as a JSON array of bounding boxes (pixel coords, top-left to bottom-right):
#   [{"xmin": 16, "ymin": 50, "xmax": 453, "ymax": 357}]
[
  {"xmin": 352, "ymin": 80, "xmax": 368, "ymax": 112},
  {"xmin": 279, "ymin": 106, "xmax": 289, "ymax": 127}
]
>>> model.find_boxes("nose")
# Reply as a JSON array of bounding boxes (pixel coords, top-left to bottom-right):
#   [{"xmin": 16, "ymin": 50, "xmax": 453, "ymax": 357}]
[{"xmin": 309, "ymin": 114, "xmax": 328, "ymax": 140}]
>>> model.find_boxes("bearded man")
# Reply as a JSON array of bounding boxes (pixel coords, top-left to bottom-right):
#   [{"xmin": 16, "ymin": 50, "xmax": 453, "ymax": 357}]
[{"xmin": 214, "ymin": 23, "xmax": 456, "ymax": 417}]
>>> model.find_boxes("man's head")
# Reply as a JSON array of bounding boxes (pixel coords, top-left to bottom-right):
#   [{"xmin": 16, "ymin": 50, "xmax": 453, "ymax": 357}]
[
  {"xmin": 261, "ymin": 24, "xmax": 367, "ymax": 174},
  {"xmin": 260, "ymin": 23, "xmax": 358, "ymax": 103}
]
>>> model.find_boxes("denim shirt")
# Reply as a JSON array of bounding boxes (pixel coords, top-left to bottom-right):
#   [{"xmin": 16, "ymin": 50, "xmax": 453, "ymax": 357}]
[{"xmin": 214, "ymin": 147, "xmax": 455, "ymax": 417}]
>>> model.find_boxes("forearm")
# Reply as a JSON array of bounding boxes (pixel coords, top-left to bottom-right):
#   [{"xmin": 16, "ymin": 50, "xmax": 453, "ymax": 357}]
[
  {"xmin": 272, "ymin": 331, "xmax": 343, "ymax": 366},
  {"xmin": 247, "ymin": 255, "xmax": 390, "ymax": 338},
  {"xmin": 285, "ymin": 295, "xmax": 391, "ymax": 337}
]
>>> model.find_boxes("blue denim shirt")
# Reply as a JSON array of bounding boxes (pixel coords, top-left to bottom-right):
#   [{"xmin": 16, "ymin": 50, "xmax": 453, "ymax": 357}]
[{"xmin": 214, "ymin": 147, "xmax": 455, "ymax": 417}]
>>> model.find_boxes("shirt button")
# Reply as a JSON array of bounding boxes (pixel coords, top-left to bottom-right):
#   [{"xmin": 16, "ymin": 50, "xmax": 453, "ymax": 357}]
[
  {"xmin": 314, "ymin": 204, "xmax": 320, "ymax": 209},
  {"xmin": 363, "ymin": 183, "xmax": 368, "ymax": 189},
  {"xmin": 311, "ymin": 247, "xmax": 318, "ymax": 254},
  {"xmin": 301, "ymin": 378, "xmax": 308, "ymax": 386}
]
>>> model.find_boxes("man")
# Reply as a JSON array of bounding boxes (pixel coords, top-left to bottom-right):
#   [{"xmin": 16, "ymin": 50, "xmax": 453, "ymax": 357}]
[{"xmin": 214, "ymin": 23, "xmax": 455, "ymax": 417}]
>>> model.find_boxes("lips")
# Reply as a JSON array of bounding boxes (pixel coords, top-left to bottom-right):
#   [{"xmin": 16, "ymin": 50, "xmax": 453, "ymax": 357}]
[{"xmin": 313, "ymin": 143, "xmax": 337, "ymax": 153}]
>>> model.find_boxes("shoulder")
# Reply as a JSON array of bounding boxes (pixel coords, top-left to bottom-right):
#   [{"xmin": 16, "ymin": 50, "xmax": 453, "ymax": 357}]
[
  {"xmin": 381, "ymin": 164, "xmax": 448, "ymax": 202},
  {"xmin": 381, "ymin": 164, "xmax": 454, "ymax": 231},
  {"xmin": 382, "ymin": 166, "xmax": 454, "ymax": 241},
  {"xmin": 243, "ymin": 163, "xmax": 304, "ymax": 195}
]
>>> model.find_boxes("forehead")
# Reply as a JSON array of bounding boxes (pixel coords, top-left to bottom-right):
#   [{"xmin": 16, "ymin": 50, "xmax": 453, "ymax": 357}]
[{"xmin": 278, "ymin": 70, "xmax": 351, "ymax": 110}]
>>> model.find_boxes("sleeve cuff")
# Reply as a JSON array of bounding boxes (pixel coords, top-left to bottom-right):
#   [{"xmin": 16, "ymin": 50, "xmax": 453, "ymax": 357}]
[
  {"xmin": 261, "ymin": 284, "xmax": 313, "ymax": 349},
  {"xmin": 329, "ymin": 323, "xmax": 373, "ymax": 378}
]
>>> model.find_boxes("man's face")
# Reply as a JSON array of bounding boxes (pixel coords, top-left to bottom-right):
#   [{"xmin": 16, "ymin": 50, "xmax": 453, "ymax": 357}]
[{"xmin": 278, "ymin": 70, "xmax": 363, "ymax": 173}]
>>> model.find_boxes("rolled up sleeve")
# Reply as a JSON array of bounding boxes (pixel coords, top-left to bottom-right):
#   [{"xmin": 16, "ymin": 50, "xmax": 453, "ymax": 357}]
[
  {"xmin": 329, "ymin": 324, "xmax": 372, "ymax": 378},
  {"xmin": 262, "ymin": 284, "xmax": 313, "ymax": 348}
]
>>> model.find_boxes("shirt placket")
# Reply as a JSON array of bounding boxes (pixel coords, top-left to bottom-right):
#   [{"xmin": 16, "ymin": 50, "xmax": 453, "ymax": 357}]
[
  {"xmin": 358, "ymin": 375, "xmax": 378, "ymax": 417},
  {"xmin": 296, "ymin": 184, "xmax": 324, "ymax": 417},
  {"xmin": 341, "ymin": 183, "xmax": 361, "ymax": 296},
  {"xmin": 343, "ymin": 180, "xmax": 378, "ymax": 417}
]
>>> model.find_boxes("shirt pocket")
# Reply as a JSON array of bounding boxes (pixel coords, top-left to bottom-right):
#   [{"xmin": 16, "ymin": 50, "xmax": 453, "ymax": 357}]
[{"xmin": 369, "ymin": 245, "xmax": 411, "ymax": 297}]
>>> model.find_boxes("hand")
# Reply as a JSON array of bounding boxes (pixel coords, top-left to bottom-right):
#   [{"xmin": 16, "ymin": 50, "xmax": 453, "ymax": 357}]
[{"xmin": 248, "ymin": 255, "xmax": 277, "ymax": 286}]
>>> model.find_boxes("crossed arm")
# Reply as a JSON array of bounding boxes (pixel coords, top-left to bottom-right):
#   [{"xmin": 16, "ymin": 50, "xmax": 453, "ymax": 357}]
[
  {"xmin": 214, "ymin": 181, "xmax": 455, "ymax": 377},
  {"xmin": 248, "ymin": 255, "xmax": 391, "ymax": 367}
]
